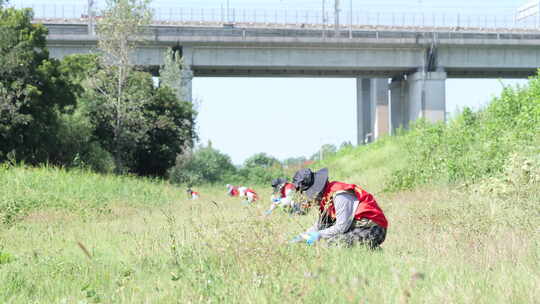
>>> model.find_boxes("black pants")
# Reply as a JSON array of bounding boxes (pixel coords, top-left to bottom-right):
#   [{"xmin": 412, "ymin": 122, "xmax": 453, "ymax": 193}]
[{"xmin": 318, "ymin": 216, "xmax": 387, "ymax": 249}]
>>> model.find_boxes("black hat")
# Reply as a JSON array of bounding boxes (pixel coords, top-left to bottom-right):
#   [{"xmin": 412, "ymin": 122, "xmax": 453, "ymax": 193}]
[
  {"xmin": 271, "ymin": 177, "xmax": 287, "ymax": 192},
  {"xmin": 292, "ymin": 168, "xmax": 329, "ymax": 199}
]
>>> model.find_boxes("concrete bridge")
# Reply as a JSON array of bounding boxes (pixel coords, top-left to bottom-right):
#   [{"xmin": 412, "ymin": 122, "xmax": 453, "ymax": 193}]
[{"xmin": 44, "ymin": 22, "xmax": 540, "ymax": 144}]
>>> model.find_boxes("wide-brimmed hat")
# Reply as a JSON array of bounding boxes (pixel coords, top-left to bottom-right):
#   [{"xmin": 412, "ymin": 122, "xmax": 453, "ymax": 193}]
[{"xmin": 292, "ymin": 168, "xmax": 328, "ymax": 199}]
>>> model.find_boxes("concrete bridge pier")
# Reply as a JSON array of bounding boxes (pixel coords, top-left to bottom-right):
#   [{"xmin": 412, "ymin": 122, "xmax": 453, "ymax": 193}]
[
  {"xmin": 356, "ymin": 78, "xmax": 389, "ymax": 145},
  {"xmin": 389, "ymin": 70, "xmax": 447, "ymax": 134},
  {"xmin": 389, "ymin": 76, "xmax": 410, "ymax": 133},
  {"xmin": 406, "ymin": 69, "xmax": 447, "ymax": 123}
]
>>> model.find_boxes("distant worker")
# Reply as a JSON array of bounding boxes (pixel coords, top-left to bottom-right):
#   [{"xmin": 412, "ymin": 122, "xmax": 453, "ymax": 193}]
[
  {"xmin": 186, "ymin": 187, "xmax": 199, "ymax": 200},
  {"xmin": 290, "ymin": 168, "xmax": 388, "ymax": 248},
  {"xmin": 226, "ymin": 184, "xmax": 239, "ymax": 197},
  {"xmin": 265, "ymin": 178, "xmax": 299, "ymax": 215},
  {"xmin": 242, "ymin": 187, "xmax": 259, "ymax": 204},
  {"xmin": 237, "ymin": 186, "xmax": 248, "ymax": 197}
]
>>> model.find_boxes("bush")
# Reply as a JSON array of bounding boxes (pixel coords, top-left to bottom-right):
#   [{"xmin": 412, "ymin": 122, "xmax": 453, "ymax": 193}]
[
  {"xmin": 169, "ymin": 145, "xmax": 236, "ymax": 185},
  {"xmin": 385, "ymin": 75, "xmax": 540, "ymax": 192}
]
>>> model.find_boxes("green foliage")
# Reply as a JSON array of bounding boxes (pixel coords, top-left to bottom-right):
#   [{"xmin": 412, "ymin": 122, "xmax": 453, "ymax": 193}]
[
  {"xmin": 282, "ymin": 156, "xmax": 307, "ymax": 168},
  {"xmin": 58, "ymin": 54, "xmax": 100, "ymax": 96},
  {"xmin": 310, "ymin": 144, "xmax": 337, "ymax": 161},
  {"xmin": 0, "ymin": 7, "xmax": 76, "ymax": 164},
  {"xmin": 338, "ymin": 140, "xmax": 353, "ymax": 151},
  {"xmin": 235, "ymin": 165, "xmax": 286, "ymax": 185},
  {"xmin": 385, "ymin": 77, "xmax": 540, "ymax": 191},
  {"xmin": 0, "ymin": 251, "xmax": 14, "ymax": 265},
  {"xmin": 78, "ymin": 68, "xmax": 196, "ymax": 176},
  {"xmin": 0, "ymin": 164, "xmax": 177, "ymax": 226},
  {"xmin": 55, "ymin": 111, "xmax": 115, "ymax": 173},
  {"xmin": 244, "ymin": 153, "xmax": 280, "ymax": 169},
  {"xmin": 159, "ymin": 48, "xmax": 184, "ymax": 102},
  {"xmin": 93, "ymin": 0, "xmax": 153, "ymax": 172},
  {"xmin": 97, "ymin": 0, "xmax": 152, "ymax": 67},
  {"xmin": 133, "ymin": 86, "xmax": 196, "ymax": 176},
  {"xmin": 169, "ymin": 145, "xmax": 236, "ymax": 185},
  {"xmin": 169, "ymin": 148, "xmax": 287, "ymax": 185},
  {"xmin": 80, "ymin": 69, "xmax": 151, "ymax": 172}
]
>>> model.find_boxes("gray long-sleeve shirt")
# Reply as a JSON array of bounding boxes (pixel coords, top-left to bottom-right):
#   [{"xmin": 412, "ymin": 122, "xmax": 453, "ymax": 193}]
[{"xmin": 306, "ymin": 192, "xmax": 359, "ymax": 239}]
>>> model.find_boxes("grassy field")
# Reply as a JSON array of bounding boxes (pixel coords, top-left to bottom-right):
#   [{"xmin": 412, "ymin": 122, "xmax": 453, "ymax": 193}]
[{"xmin": 1, "ymin": 164, "xmax": 538, "ymax": 303}]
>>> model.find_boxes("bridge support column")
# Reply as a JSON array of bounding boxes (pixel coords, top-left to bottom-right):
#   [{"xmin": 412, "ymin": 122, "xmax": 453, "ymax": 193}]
[
  {"xmin": 389, "ymin": 76, "xmax": 409, "ymax": 133},
  {"xmin": 406, "ymin": 70, "xmax": 447, "ymax": 123},
  {"xmin": 373, "ymin": 78, "xmax": 390, "ymax": 139},
  {"xmin": 356, "ymin": 78, "xmax": 388, "ymax": 145},
  {"xmin": 181, "ymin": 66, "xmax": 193, "ymax": 103}
]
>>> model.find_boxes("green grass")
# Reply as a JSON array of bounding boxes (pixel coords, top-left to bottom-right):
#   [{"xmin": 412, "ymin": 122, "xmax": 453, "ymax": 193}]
[
  {"xmin": 1, "ymin": 165, "xmax": 538, "ymax": 303},
  {"xmin": 313, "ymin": 136, "xmax": 408, "ymax": 193}
]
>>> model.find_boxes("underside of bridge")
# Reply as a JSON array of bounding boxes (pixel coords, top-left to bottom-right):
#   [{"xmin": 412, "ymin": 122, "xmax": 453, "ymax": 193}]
[{"xmin": 44, "ymin": 23, "xmax": 539, "ymax": 145}]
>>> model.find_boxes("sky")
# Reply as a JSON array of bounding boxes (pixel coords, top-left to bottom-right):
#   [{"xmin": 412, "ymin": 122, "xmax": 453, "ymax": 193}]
[{"xmin": 12, "ymin": 0, "xmax": 534, "ymax": 164}]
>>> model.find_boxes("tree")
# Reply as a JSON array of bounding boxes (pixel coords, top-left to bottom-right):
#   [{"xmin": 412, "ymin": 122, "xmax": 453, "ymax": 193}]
[
  {"xmin": 93, "ymin": 0, "xmax": 152, "ymax": 172},
  {"xmin": 283, "ymin": 156, "xmax": 307, "ymax": 168},
  {"xmin": 339, "ymin": 140, "xmax": 353, "ymax": 151},
  {"xmin": 83, "ymin": 69, "xmax": 153, "ymax": 172},
  {"xmin": 0, "ymin": 7, "xmax": 76, "ymax": 163},
  {"xmin": 160, "ymin": 48, "xmax": 184, "ymax": 102},
  {"xmin": 133, "ymin": 85, "xmax": 196, "ymax": 176},
  {"xmin": 169, "ymin": 145, "xmax": 236, "ymax": 184},
  {"xmin": 310, "ymin": 144, "xmax": 337, "ymax": 161},
  {"xmin": 244, "ymin": 153, "xmax": 280, "ymax": 169},
  {"xmin": 62, "ymin": 52, "xmax": 196, "ymax": 176}
]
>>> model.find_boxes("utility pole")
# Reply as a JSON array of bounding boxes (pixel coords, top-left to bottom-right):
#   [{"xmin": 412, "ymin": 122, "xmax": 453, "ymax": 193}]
[
  {"xmin": 334, "ymin": 0, "xmax": 340, "ymax": 36},
  {"xmin": 322, "ymin": 0, "xmax": 326, "ymax": 37},
  {"xmin": 349, "ymin": 0, "xmax": 353, "ymax": 38},
  {"xmin": 226, "ymin": 0, "xmax": 230, "ymax": 23},
  {"xmin": 88, "ymin": 0, "xmax": 95, "ymax": 35},
  {"xmin": 537, "ymin": 0, "xmax": 540, "ymax": 28}
]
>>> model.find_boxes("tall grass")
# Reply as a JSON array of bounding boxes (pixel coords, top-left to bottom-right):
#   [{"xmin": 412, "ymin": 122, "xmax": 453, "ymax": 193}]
[{"xmin": 0, "ymin": 165, "xmax": 538, "ymax": 303}]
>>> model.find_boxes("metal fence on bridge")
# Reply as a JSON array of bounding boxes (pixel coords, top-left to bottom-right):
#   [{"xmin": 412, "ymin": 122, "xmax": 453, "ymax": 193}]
[{"xmin": 9, "ymin": 2, "xmax": 540, "ymax": 31}]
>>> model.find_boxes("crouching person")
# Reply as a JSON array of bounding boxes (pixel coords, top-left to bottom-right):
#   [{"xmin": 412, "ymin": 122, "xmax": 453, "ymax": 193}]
[
  {"xmin": 265, "ymin": 178, "xmax": 300, "ymax": 215},
  {"xmin": 290, "ymin": 168, "xmax": 388, "ymax": 248},
  {"xmin": 246, "ymin": 188, "xmax": 258, "ymax": 203},
  {"xmin": 186, "ymin": 186, "xmax": 200, "ymax": 200},
  {"xmin": 226, "ymin": 184, "xmax": 239, "ymax": 197}
]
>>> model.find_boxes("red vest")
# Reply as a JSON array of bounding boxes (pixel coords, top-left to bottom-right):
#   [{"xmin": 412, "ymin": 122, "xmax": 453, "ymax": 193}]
[
  {"xmin": 246, "ymin": 188, "xmax": 258, "ymax": 201},
  {"xmin": 279, "ymin": 183, "xmax": 296, "ymax": 198},
  {"xmin": 319, "ymin": 181, "xmax": 388, "ymax": 228},
  {"xmin": 229, "ymin": 187, "xmax": 239, "ymax": 196}
]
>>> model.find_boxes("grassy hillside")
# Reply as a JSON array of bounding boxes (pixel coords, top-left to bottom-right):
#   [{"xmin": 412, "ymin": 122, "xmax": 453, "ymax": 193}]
[
  {"xmin": 0, "ymin": 164, "xmax": 538, "ymax": 303},
  {"xmin": 312, "ymin": 137, "xmax": 407, "ymax": 193}
]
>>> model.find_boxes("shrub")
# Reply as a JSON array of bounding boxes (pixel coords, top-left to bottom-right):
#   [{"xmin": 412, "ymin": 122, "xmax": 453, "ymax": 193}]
[
  {"xmin": 169, "ymin": 146, "xmax": 236, "ymax": 185},
  {"xmin": 385, "ymin": 75, "xmax": 540, "ymax": 192}
]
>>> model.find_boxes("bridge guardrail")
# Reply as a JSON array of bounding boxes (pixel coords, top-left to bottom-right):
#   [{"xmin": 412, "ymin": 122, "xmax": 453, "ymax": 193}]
[
  {"xmin": 44, "ymin": 23, "xmax": 540, "ymax": 43},
  {"xmin": 11, "ymin": 2, "xmax": 540, "ymax": 32}
]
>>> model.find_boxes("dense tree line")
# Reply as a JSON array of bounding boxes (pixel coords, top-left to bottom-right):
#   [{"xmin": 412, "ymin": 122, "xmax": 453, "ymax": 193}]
[{"xmin": 0, "ymin": 5, "xmax": 196, "ymax": 176}]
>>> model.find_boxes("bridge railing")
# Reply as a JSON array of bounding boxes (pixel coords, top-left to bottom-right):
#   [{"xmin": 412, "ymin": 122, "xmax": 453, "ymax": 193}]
[
  {"xmin": 44, "ymin": 23, "xmax": 540, "ymax": 42},
  {"xmin": 10, "ymin": 3, "xmax": 540, "ymax": 31}
]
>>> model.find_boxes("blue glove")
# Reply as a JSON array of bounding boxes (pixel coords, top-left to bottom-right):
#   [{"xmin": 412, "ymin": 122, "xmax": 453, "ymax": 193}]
[
  {"xmin": 289, "ymin": 234, "xmax": 304, "ymax": 244},
  {"xmin": 305, "ymin": 232, "xmax": 321, "ymax": 245},
  {"xmin": 272, "ymin": 198, "xmax": 280, "ymax": 203}
]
